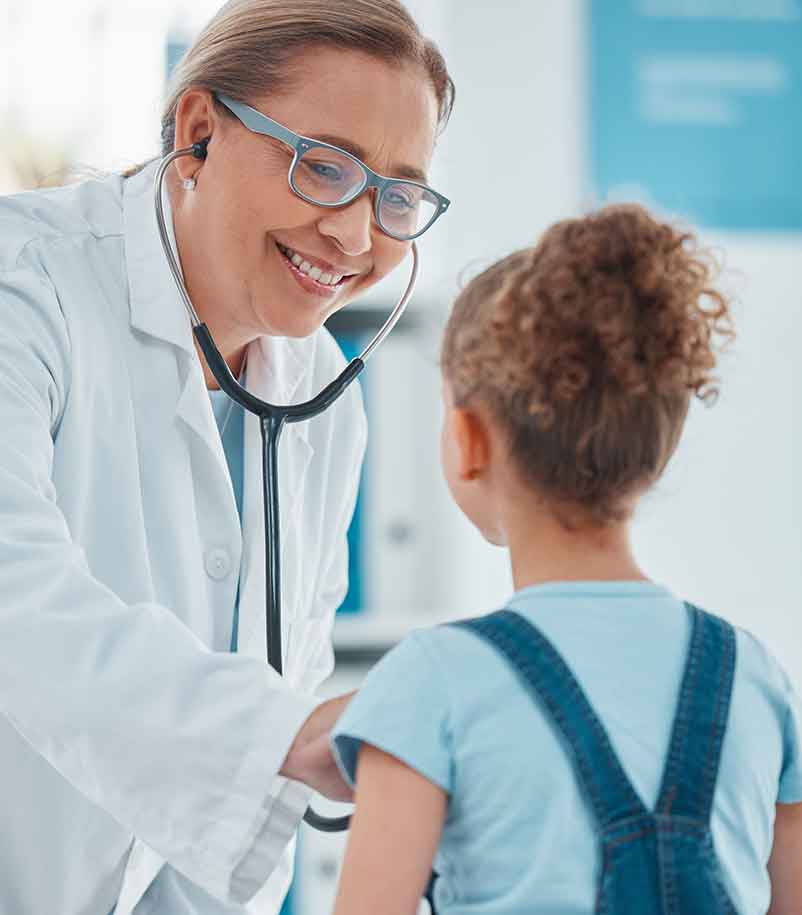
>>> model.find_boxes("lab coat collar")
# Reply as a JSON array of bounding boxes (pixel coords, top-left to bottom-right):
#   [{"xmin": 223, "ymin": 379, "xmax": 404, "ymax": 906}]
[
  {"xmin": 248, "ymin": 332, "xmax": 308, "ymax": 407},
  {"xmin": 122, "ymin": 159, "xmax": 196, "ymax": 357}
]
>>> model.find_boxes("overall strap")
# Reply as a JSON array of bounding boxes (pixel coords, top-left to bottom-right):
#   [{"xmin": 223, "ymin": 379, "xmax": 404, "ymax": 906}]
[
  {"xmin": 452, "ymin": 609, "xmax": 647, "ymax": 829},
  {"xmin": 656, "ymin": 604, "xmax": 736, "ymax": 821}
]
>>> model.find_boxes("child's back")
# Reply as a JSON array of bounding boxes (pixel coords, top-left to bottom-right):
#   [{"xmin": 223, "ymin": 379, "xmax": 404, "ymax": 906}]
[
  {"xmin": 334, "ymin": 581, "xmax": 800, "ymax": 912},
  {"xmin": 329, "ymin": 205, "xmax": 802, "ymax": 914}
]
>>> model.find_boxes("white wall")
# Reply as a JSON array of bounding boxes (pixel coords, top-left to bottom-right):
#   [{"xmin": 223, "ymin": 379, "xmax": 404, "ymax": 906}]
[
  {"xmin": 423, "ymin": 0, "xmax": 588, "ymax": 617},
  {"xmin": 632, "ymin": 234, "xmax": 802, "ymax": 672}
]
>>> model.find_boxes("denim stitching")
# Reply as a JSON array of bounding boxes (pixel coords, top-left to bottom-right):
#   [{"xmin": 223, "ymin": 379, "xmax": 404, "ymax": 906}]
[
  {"xmin": 658, "ymin": 605, "xmax": 702, "ymax": 815},
  {"xmin": 698, "ymin": 621, "xmax": 735, "ymax": 822}
]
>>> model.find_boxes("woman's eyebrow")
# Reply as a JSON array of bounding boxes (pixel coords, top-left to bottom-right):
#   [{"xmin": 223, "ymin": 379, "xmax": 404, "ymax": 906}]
[{"xmin": 312, "ymin": 133, "xmax": 429, "ymax": 184}]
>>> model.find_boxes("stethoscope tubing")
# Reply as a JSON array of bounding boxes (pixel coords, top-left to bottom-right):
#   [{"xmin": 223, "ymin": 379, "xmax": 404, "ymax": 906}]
[
  {"xmin": 155, "ymin": 148, "xmax": 418, "ymax": 376},
  {"xmin": 154, "ymin": 145, "xmax": 418, "ymax": 833}
]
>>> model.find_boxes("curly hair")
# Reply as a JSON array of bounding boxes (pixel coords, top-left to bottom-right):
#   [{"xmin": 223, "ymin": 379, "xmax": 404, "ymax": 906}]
[{"xmin": 441, "ymin": 204, "xmax": 735, "ymax": 526}]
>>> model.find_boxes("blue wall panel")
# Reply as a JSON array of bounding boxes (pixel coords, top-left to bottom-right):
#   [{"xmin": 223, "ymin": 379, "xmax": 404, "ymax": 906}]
[{"xmin": 589, "ymin": 0, "xmax": 802, "ymax": 229}]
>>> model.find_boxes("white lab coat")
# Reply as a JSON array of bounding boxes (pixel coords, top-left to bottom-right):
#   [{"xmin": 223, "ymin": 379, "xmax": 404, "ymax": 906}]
[{"xmin": 0, "ymin": 160, "xmax": 367, "ymax": 914}]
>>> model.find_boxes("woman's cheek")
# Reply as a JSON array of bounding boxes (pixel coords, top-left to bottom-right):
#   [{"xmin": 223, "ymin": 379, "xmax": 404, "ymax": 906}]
[{"xmin": 374, "ymin": 238, "xmax": 412, "ymax": 283}]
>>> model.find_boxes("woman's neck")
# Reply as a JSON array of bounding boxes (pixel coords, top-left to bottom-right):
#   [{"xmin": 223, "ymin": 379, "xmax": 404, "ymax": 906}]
[
  {"xmin": 194, "ymin": 339, "xmax": 248, "ymax": 390},
  {"xmin": 172, "ymin": 183, "xmax": 251, "ymax": 390}
]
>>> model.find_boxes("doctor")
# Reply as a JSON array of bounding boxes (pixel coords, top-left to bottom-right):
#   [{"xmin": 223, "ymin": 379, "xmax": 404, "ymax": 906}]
[{"xmin": 0, "ymin": 1, "xmax": 453, "ymax": 912}]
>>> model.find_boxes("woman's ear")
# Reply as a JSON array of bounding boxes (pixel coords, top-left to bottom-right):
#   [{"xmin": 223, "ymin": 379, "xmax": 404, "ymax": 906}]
[
  {"xmin": 172, "ymin": 89, "xmax": 218, "ymax": 182},
  {"xmin": 451, "ymin": 406, "xmax": 491, "ymax": 482}
]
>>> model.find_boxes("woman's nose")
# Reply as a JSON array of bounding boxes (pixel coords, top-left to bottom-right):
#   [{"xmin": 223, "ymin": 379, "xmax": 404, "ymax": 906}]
[{"xmin": 316, "ymin": 193, "xmax": 374, "ymax": 256}]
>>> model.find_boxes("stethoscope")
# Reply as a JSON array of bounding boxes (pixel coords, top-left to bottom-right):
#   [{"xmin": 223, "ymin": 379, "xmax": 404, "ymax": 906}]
[{"xmin": 153, "ymin": 140, "xmax": 416, "ymax": 834}]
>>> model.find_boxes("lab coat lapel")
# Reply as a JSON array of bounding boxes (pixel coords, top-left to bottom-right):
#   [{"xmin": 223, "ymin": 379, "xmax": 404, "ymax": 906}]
[
  {"xmin": 238, "ymin": 334, "xmax": 314, "ymax": 664},
  {"xmin": 122, "ymin": 160, "xmax": 196, "ymax": 358},
  {"xmin": 122, "ymin": 161, "xmax": 233, "ymax": 491},
  {"xmin": 174, "ymin": 360, "xmax": 234, "ymax": 487}
]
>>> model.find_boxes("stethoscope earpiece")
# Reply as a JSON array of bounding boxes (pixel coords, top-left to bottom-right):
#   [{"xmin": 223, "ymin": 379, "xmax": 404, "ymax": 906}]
[{"xmin": 192, "ymin": 137, "xmax": 210, "ymax": 160}]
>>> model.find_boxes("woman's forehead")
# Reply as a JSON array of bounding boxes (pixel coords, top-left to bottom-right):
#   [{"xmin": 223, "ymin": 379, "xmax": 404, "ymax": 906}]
[{"xmin": 252, "ymin": 49, "xmax": 438, "ymax": 176}]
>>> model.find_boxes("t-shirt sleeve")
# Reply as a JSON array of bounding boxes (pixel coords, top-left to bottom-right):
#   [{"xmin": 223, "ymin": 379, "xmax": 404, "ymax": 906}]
[
  {"xmin": 331, "ymin": 630, "xmax": 454, "ymax": 794},
  {"xmin": 778, "ymin": 676, "xmax": 802, "ymax": 803}
]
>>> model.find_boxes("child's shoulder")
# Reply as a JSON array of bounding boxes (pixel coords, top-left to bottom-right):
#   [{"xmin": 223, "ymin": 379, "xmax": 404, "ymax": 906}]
[
  {"xmin": 392, "ymin": 610, "xmax": 523, "ymax": 689},
  {"xmin": 400, "ymin": 610, "xmax": 509, "ymax": 653},
  {"xmin": 396, "ymin": 604, "xmax": 800, "ymax": 702},
  {"xmin": 731, "ymin": 621, "xmax": 799, "ymax": 707}
]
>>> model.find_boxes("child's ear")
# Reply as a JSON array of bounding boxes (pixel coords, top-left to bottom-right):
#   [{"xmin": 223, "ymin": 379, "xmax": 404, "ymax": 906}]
[{"xmin": 451, "ymin": 407, "xmax": 491, "ymax": 482}]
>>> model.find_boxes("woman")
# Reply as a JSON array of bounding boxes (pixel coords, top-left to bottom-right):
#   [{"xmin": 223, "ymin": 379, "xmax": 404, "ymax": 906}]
[{"xmin": 0, "ymin": 1, "xmax": 453, "ymax": 913}]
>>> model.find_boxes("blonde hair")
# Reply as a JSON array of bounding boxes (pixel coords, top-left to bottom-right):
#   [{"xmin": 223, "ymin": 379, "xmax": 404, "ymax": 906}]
[{"xmin": 123, "ymin": 0, "xmax": 453, "ymax": 177}]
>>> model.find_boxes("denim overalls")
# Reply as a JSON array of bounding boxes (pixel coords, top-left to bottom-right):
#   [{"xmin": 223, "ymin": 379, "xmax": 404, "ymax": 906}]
[{"xmin": 440, "ymin": 602, "xmax": 738, "ymax": 914}]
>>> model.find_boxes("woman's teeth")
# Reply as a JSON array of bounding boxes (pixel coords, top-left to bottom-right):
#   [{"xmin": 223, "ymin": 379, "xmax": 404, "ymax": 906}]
[{"xmin": 277, "ymin": 243, "xmax": 344, "ymax": 286}]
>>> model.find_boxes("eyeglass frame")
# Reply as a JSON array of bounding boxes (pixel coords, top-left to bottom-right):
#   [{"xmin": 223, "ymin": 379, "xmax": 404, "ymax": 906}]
[{"xmin": 214, "ymin": 93, "xmax": 450, "ymax": 241}]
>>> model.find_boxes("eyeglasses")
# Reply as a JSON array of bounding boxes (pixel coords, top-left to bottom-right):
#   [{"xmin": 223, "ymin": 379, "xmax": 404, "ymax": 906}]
[{"xmin": 215, "ymin": 93, "xmax": 450, "ymax": 241}]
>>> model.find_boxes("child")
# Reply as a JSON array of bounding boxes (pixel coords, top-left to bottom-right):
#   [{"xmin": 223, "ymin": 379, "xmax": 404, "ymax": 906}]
[{"xmin": 329, "ymin": 205, "xmax": 802, "ymax": 914}]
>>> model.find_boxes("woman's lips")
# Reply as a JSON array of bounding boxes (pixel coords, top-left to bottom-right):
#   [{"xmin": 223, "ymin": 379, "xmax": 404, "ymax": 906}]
[{"xmin": 275, "ymin": 242, "xmax": 353, "ymax": 298}]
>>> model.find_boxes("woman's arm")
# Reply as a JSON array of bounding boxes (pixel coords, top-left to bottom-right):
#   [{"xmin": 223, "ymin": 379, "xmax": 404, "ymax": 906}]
[
  {"xmin": 333, "ymin": 743, "xmax": 448, "ymax": 915},
  {"xmin": 767, "ymin": 801, "xmax": 802, "ymax": 914}
]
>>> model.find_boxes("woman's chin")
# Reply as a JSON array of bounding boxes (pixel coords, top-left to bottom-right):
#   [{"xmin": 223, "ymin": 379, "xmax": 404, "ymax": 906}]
[
  {"xmin": 256, "ymin": 271, "xmax": 366, "ymax": 338},
  {"xmin": 262, "ymin": 307, "xmax": 329, "ymax": 339}
]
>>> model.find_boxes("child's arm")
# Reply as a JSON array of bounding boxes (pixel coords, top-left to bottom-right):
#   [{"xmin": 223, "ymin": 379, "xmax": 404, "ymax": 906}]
[
  {"xmin": 767, "ymin": 801, "xmax": 802, "ymax": 914},
  {"xmin": 332, "ymin": 743, "xmax": 448, "ymax": 915}
]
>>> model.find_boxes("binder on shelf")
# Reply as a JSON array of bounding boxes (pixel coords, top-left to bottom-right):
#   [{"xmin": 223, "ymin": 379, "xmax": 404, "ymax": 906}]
[{"xmin": 331, "ymin": 332, "xmax": 367, "ymax": 616}]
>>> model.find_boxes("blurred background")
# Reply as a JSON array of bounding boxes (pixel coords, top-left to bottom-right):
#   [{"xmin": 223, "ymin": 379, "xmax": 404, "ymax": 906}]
[{"xmin": 2, "ymin": 0, "xmax": 801, "ymax": 911}]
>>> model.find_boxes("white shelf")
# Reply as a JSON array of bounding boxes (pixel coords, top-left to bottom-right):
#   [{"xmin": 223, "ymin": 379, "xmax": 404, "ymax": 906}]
[{"xmin": 333, "ymin": 609, "xmax": 460, "ymax": 652}]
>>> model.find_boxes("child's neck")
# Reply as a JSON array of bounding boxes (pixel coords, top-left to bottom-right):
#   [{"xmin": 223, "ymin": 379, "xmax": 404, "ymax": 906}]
[{"xmin": 504, "ymin": 500, "xmax": 648, "ymax": 592}]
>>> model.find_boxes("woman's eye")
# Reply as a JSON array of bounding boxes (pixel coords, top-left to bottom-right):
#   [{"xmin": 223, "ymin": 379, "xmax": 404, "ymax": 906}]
[
  {"xmin": 385, "ymin": 190, "xmax": 416, "ymax": 211},
  {"xmin": 305, "ymin": 160, "xmax": 343, "ymax": 182}
]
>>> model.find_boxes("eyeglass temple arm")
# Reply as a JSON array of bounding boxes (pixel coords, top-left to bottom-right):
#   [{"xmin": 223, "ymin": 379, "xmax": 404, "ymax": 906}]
[{"xmin": 216, "ymin": 93, "xmax": 299, "ymax": 147}]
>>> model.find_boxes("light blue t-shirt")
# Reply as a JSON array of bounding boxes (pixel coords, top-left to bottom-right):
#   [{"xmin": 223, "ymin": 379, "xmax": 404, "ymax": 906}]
[{"xmin": 332, "ymin": 581, "xmax": 802, "ymax": 915}]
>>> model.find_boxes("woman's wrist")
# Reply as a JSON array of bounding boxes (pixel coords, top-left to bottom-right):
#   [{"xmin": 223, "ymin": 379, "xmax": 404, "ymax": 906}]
[
  {"xmin": 279, "ymin": 735, "xmax": 305, "ymax": 782},
  {"xmin": 279, "ymin": 692, "xmax": 355, "ymax": 786},
  {"xmin": 280, "ymin": 706, "xmax": 320, "ymax": 782}
]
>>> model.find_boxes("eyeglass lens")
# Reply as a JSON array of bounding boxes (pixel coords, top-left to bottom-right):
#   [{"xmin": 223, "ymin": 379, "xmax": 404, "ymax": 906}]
[{"xmin": 292, "ymin": 145, "xmax": 439, "ymax": 239}]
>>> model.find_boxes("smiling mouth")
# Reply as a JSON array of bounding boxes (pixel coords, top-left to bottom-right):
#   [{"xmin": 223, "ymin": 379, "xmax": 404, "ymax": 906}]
[{"xmin": 276, "ymin": 242, "xmax": 354, "ymax": 289}]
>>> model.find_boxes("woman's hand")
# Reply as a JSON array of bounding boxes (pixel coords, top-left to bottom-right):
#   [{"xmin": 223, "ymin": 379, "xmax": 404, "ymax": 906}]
[{"xmin": 280, "ymin": 692, "xmax": 355, "ymax": 801}]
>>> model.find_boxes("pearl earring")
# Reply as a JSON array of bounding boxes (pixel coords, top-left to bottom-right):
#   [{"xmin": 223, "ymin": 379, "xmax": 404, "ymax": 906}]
[{"xmin": 182, "ymin": 176, "xmax": 197, "ymax": 191}]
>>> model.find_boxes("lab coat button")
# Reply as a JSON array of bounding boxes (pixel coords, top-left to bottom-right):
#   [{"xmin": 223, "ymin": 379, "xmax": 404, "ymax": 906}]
[{"xmin": 205, "ymin": 547, "xmax": 231, "ymax": 580}]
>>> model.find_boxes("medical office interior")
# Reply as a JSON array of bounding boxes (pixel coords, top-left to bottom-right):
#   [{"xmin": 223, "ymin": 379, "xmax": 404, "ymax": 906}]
[{"xmin": 1, "ymin": 0, "xmax": 801, "ymax": 911}]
